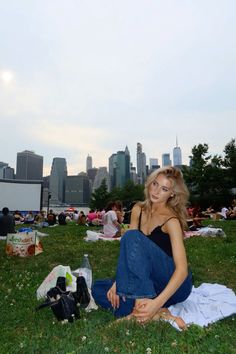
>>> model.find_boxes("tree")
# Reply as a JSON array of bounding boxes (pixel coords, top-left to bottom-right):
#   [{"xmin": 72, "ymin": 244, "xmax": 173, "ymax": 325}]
[
  {"xmin": 182, "ymin": 144, "xmax": 211, "ymax": 201},
  {"xmin": 182, "ymin": 144, "xmax": 231, "ymax": 208},
  {"xmin": 223, "ymin": 138, "xmax": 236, "ymax": 188},
  {"xmin": 89, "ymin": 179, "xmax": 109, "ymax": 210},
  {"xmin": 120, "ymin": 180, "xmax": 145, "ymax": 208}
]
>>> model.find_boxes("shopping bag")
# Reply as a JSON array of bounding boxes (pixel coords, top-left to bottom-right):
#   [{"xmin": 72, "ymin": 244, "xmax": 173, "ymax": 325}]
[{"xmin": 5, "ymin": 231, "xmax": 43, "ymax": 257}]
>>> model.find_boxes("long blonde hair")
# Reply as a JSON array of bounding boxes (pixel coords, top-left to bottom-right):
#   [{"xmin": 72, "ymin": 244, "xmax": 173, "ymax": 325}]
[{"xmin": 139, "ymin": 166, "xmax": 189, "ymax": 230}]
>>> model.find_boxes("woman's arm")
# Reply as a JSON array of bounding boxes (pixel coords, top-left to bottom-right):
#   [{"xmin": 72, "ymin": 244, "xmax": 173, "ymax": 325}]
[{"xmin": 129, "ymin": 204, "xmax": 141, "ymax": 229}]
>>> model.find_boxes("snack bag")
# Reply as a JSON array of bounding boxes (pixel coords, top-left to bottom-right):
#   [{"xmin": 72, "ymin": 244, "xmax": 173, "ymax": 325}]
[{"xmin": 6, "ymin": 231, "xmax": 43, "ymax": 257}]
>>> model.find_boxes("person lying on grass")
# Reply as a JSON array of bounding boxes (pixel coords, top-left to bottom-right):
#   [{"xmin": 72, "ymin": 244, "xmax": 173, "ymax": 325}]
[{"xmin": 92, "ymin": 166, "xmax": 192, "ymax": 327}]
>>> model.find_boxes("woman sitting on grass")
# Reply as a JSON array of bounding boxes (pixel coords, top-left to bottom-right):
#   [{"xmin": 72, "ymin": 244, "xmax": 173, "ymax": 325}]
[{"xmin": 92, "ymin": 166, "xmax": 192, "ymax": 326}]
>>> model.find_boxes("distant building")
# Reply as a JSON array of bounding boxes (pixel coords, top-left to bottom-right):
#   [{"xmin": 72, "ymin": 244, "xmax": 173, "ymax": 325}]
[
  {"xmin": 173, "ymin": 137, "xmax": 182, "ymax": 166},
  {"xmin": 109, "ymin": 153, "xmax": 117, "ymax": 190},
  {"xmin": 0, "ymin": 162, "xmax": 14, "ymax": 179},
  {"xmin": 149, "ymin": 158, "xmax": 160, "ymax": 175},
  {"xmin": 93, "ymin": 167, "xmax": 110, "ymax": 192},
  {"xmin": 130, "ymin": 163, "xmax": 138, "ymax": 184},
  {"xmin": 86, "ymin": 155, "xmax": 92, "ymax": 172},
  {"xmin": 87, "ymin": 167, "xmax": 98, "ymax": 191},
  {"xmin": 65, "ymin": 174, "xmax": 90, "ymax": 206},
  {"xmin": 49, "ymin": 157, "xmax": 67, "ymax": 205},
  {"xmin": 16, "ymin": 150, "xmax": 43, "ymax": 181},
  {"xmin": 109, "ymin": 146, "xmax": 131, "ymax": 189},
  {"xmin": 137, "ymin": 143, "xmax": 146, "ymax": 184},
  {"xmin": 162, "ymin": 153, "xmax": 171, "ymax": 167}
]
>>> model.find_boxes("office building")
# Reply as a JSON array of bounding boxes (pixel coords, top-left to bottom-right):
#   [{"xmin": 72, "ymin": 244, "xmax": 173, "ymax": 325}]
[
  {"xmin": 137, "ymin": 142, "xmax": 146, "ymax": 184},
  {"xmin": 65, "ymin": 174, "xmax": 90, "ymax": 206},
  {"xmin": 86, "ymin": 155, "xmax": 92, "ymax": 172},
  {"xmin": 109, "ymin": 146, "xmax": 131, "ymax": 189},
  {"xmin": 162, "ymin": 153, "xmax": 171, "ymax": 167},
  {"xmin": 49, "ymin": 157, "xmax": 67, "ymax": 205},
  {"xmin": 149, "ymin": 158, "xmax": 160, "ymax": 174},
  {"xmin": 0, "ymin": 162, "xmax": 14, "ymax": 179},
  {"xmin": 16, "ymin": 150, "xmax": 43, "ymax": 180},
  {"xmin": 93, "ymin": 167, "xmax": 110, "ymax": 192},
  {"xmin": 173, "ymin": 137, "xmax": 182, "ymax": 166}
]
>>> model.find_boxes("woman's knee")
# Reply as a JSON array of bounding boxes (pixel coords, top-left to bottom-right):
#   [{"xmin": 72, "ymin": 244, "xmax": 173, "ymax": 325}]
[{"xmin": 121, "ymin": 229, "xmax": 143, "ymax": 245}]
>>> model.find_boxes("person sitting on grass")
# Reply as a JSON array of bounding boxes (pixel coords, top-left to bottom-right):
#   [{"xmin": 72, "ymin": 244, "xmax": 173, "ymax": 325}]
[
  {"xmin": 77, "ymin": 211, "xmax": 87, "ymax": 226},
  {"xmin": 0, "ymin": 207, "xmax": 16, "ymax": 236},
  {"xmin": 92, "ymin": 166, "xmax": 192, "ymax": 326},
  {"xmin": 102, "ymin": 201, "xmax": 121, "ymax": 238}
]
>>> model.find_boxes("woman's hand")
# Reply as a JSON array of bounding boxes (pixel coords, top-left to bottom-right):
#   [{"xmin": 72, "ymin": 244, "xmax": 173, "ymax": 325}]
[
  {"xmin": 132, "ymin": 298, "xmax": 159, "ymax": 323},
  {"xmin": 107, "ymin": 282, "xmax": 120, "ymax": 309}
]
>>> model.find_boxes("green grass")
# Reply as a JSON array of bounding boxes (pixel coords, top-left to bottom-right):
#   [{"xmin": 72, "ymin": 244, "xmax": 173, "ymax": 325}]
[{"xmin": 1, "ymin": 221, "xmax": 236, "ymax": 354}]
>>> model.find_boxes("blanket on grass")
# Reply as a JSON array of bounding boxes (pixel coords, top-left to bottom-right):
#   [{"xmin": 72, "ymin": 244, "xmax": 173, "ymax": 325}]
[
  {"xmin": 184, "ymin": 227, "xmax": 226, "ymax": 239},
  {"xmin": 84, "ymin": 230, "xmax": 121, "ymax": 242},
  {"xmin": 167, "ymin": 283, "xmax": 236, "ymax": 330}
]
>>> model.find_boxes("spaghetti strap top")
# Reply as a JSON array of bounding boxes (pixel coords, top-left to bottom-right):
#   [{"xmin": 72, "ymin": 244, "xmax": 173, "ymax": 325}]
[{"xmin": 138, "ymin": 209, "xmax": 178, "ymax": 257}]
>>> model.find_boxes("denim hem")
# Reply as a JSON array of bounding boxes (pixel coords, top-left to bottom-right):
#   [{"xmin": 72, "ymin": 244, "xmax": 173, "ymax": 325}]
[{"xmin": 117, "ymin": 292, "xmax": 157, "ymax": 299}]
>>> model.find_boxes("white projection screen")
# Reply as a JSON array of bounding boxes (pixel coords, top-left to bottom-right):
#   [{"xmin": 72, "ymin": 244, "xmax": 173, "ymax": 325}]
[{"xmin": 0, "ymin": 180, "xmax": 42, "ymax": 212}]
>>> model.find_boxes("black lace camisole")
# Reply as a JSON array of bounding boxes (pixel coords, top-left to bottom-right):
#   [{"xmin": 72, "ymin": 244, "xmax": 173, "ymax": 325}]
[{"xmin": 138, "ymin": 209, "xmax": 177, "ymax": 258}]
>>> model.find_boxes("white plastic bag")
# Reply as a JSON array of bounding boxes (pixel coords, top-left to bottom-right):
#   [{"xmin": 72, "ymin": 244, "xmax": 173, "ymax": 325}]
[{"xmin": 36, "ymin": 265, "xmax": 76, "ymax": 300}]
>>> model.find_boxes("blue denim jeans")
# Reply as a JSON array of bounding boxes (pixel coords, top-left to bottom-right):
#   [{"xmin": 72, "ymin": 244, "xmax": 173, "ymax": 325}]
[{"xmin": 92, "ymin": 230, "xmax": 192, "ymax": 318}]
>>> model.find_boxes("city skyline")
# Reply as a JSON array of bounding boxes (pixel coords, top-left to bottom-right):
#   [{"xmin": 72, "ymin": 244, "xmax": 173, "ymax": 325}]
[
  {"xmin": 0, "ymin": 137, "xmax": 234, "ymax": 178},
  {"xmin": 1, "ymin": 1, "xmax": 235, "ymax": 175}
]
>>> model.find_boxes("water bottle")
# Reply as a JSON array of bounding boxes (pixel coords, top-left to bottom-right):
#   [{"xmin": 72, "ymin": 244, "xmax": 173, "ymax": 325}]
[{"xmin": 78, "ymin": 254, "xmax": 92, "ymax": 289}]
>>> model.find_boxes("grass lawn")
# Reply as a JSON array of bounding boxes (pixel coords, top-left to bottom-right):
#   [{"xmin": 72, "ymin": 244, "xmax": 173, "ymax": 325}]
[{"xmin": 1, "ymin": 220, "xmax": 236, "ymax": 354}]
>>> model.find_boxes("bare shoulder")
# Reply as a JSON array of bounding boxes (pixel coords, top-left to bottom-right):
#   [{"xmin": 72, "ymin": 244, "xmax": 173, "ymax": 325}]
[
  {"xmin": 129, "ymin": 203, "xmax": 142, "ymax": 228},
  {"xmin": 132, "ymin": 203, "xmax": 142, "ymax": 216},
  {"xmin": 163, "ymin": 216, "xmax": 182, "ymax": 236}
]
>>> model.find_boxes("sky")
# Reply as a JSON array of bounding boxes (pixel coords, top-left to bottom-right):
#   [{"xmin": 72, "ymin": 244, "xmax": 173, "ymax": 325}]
[{"xmin": 0, "ymin": 0, "xmax": 235, "ymax": 176}]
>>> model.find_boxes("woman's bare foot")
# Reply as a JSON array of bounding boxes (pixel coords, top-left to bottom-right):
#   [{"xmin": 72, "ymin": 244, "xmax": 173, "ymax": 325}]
[{"xmin": 153, "ymin": 308, "xmax": 187, "ymax": 330}]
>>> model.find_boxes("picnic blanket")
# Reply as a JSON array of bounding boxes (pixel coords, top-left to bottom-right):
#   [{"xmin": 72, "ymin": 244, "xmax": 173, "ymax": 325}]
[
  {"xmin": 84, "ymin": 230, "xmax": 121, "ymax": 242},
  {"xmin": 184, "ymin": 227, "xmax": 226, "ymax": 239},
  {"xmin": 167, "ymin": 283, "xmax": 236, "ymax": 330}
]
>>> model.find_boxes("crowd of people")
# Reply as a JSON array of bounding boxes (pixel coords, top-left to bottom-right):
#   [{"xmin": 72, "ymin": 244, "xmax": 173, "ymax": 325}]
[{"xmin": 0, "ymin": 201, "xmax": 127, "ymax": 237}]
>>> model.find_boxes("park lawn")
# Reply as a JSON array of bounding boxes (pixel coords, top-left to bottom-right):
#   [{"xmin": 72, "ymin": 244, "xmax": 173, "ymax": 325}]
[{"xmin": 0, "ymin": 220, "xmax": 236, "ymax": 354}]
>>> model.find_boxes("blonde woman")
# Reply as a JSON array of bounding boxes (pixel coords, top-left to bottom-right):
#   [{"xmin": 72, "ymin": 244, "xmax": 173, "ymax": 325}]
[{"xmin": 92, "ymin": 167, "xmax": 192, "ymax": 323}]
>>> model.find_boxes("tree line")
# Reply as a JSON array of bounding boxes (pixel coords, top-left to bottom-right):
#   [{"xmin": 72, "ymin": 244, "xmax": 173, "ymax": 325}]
[{"xmin": 89, "ymin": 139, "xmax": 236, "ymax": 211}]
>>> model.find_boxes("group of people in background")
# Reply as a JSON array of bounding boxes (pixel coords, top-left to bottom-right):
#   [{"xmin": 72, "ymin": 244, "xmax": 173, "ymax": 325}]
[
  {"xmin": 186, "ymin": 199, "xmax": 236, "ymax": 230},
  {"xmin": 0, "ymin": 200, "xmax": 127, "ymax": 236},
  {"xmin": 1, "ymin": 196, "xmax": 236, "ymax": 237}
]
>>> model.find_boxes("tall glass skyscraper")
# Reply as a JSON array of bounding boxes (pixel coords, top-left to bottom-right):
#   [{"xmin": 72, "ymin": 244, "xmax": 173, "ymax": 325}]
[
  {"xmin": 173, "ymin": 138, "xmax": 182, "ymax": 166},
  {"xmin": 162, "ymin": 153, "xmax": 171, "ymax": 167},
  {"xmin": 49, "ymin": 157, "xmax": 67, "ymax": 205},
  {"xmin": 109, "ymin": 146, "xmax": 131, "ymax": 189},
  {"xmin": 137, "ymin": 142, "xmax": 146, "ymax": 184},
  {"xmin": 86, "ymin": 155, "xmax": 92, "ymax": 172},
  {"xmin": 16, "ymin": 150, "xmax": 43, "ymax": 181}
]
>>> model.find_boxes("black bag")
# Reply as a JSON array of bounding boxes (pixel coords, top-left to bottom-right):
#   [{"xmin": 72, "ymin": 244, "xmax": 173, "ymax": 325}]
[
  {"xmin": 74, "ymin": 276, "xmax": 90, "ymax": 308},
  {"xmin": 36, "ymin": 275, "xmax": 90, "ymax": 322},
  {"xmin": 36, "ymin": 286, "xmax": 80, "ymax": 322}
]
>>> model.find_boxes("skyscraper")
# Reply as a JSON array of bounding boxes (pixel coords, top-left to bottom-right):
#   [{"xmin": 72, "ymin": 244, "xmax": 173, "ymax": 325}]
[
  {"xmin": 65, "ymin": 174, "xmax": 90, "ymax": 206},
  {"xmin": 137, "ymin": 142, "xmax": 146, "ymax": 184},
  {"xmin": 49, "ymin": 157, "xmax": 67, "ymax": 205},
  {"xmin": 149, "ymin": 158, "xmax": 160, "ymax": 174},
  {"xmin": 109, "ymin": 146, "xmax": 131, "ymax": 189},
  {"xmin": 92, "ymin": 167, "xmax": 110, "ymax": 192},
  {"xmin": 162, "ymin": 153, "xmax": 171, "ymax": 167},
  {"xmin": 86, "ymin": 155, "xmax": 92, "ymax": 172},
  {"xmin": 173, "ymin": 137, "xmax": 182, "ymax": 166},
  {"xmin": 16, "ymin": 150, "xmax": 43, "ymax": 180}
]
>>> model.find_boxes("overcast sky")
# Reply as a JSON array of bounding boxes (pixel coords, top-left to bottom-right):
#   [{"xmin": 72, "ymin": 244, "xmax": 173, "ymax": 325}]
[{"xmin": 0, "ymin": 0, "xmax": 235, "ymax": 176}]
